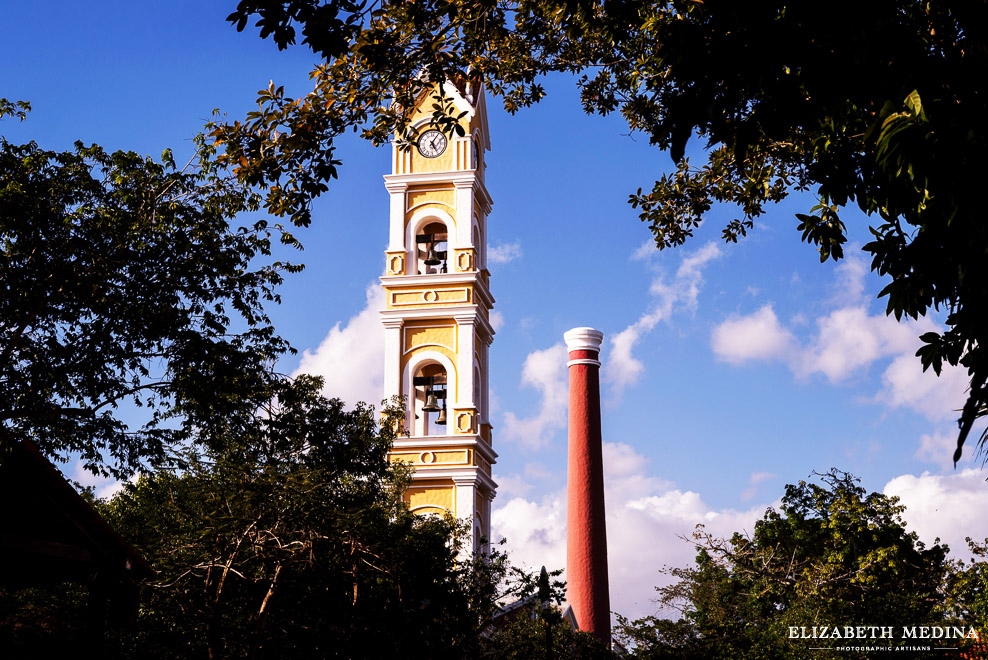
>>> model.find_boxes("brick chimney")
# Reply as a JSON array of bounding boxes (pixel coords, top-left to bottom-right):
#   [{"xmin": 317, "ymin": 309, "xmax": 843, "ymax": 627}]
[{"xmin": 564, "ymin": 327, "xmax": 610, "ymax": 646}]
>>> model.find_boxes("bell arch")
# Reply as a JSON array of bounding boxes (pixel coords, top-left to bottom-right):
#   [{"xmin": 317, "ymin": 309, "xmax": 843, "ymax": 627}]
[
  {"xmin": 407, "ymin": 208, "xmax": 454, "ymax": 276},
  {"xmin": 402, "ymin": 350, "xmax": 457, "ymax": 437}
]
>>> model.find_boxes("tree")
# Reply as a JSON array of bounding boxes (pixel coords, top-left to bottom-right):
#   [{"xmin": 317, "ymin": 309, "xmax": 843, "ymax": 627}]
[
  {"xmin": 99, "ymin": 377, "xmax": 504, "ymax": 659},
  {"xmin": 614, "ymin": 470, "xmax": 952, "ymax": 659},
  {"xmin": 477, "ymin": 565, "xmax": 615, "ymax": 660},
  {"xmin": 1, "ymin": 100, "xmax": 303, "ymax": 477},
  {"xmin": 482, "ymin": 614, "xmax": 615, "ymax": 660},
  {"xmin": 944, "ymin": 538, "xmax": 988, "ymax": 635},
  {"xmin": 217, "ymin": 0, "xmax": 988, "ymax": 460}
]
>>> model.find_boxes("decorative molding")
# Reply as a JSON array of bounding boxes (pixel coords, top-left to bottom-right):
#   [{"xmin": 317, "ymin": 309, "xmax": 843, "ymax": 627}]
[
  {"xmin": 381, "ymin": 306, "xmax": 493, "ymax": 337},
  {"xmin": 567, "ymin": 358, "xmax": 602, "ymax": 368},
  {"xmin": 402, "ymin": 322, "xmax": 457, "ymax": 355},
  {"xmin": 381, "ymin": 273, "xmax": 494, "ymax": 309},
  {"xmin": 390, "ymin": 287, "xmax": 470, "ymax": 307},
  {"xmin": 388, "ymin": 253, "xmax": 404, "ymax": 275},
  {"xmin": 384, "ymin": 171, "xmax": 492, "ymax": 209},
  {"xmin": 381, "ymin": 272, "xmax": 479, "ymax": 286},
  {"xmin": 392, "ymin": 435, "xmax": 498, "ymax": 463},
  {"xmin": 454, "ymin": 411, "xmax": 474, "ymax": 434},
  {"xmin": 409, "ymin": 504, "xmax": 450, "ymax": 515},
  {"xmin": 455, "ymin": 250, "xmax": 474, "ymax": 272}
]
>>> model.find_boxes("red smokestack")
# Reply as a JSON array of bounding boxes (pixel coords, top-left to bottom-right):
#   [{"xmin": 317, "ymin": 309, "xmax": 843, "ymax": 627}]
[{"xmin": 564, "ymin": 327, "xmax": 610, "ymax": 646}]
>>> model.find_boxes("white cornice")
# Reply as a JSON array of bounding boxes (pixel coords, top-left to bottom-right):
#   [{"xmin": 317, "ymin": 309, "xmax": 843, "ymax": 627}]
[
  {"xmin": 392, "ymin": 434, "xmax": 498, "ymax": 462},
  {"xmin": 380, "ymin": 273, "xmax": 496, "ymax": 309},
  {"xmin": 405, "ymin": 466, "xmax": 498, "ymax": 494},
  {"xmin": 383, "ymin": 171, "xmax": 493, "ymax": 209},
  {"xmin": 384, "ymin": 171, "xmax": 475, "ymax": 186},
  {"xmin": 382, "ymin": 272, "xmax": 476, "ymax": 287},
  {"xmin": 381, "ymin": 306, "xmax": 496, "ymax": 339}
]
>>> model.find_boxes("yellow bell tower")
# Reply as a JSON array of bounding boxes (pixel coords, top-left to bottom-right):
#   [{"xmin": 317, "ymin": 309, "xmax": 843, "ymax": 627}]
[{"xmin": 380, "ymin": 80, "xmax": 497, "ymax": 553}]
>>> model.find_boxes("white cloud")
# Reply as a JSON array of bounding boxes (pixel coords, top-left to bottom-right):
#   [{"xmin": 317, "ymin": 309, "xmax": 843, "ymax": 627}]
[
  {"xmin": 519, "ymin": 316, "xmax": 539, "ymax": 331},
  {"xmin": 831, "ymin": 251, "xmax": 869, "ymax": 303},
  {"xmin": 525, "ymin": 461, "xmax": 556, "ymax": 481},
  {"xmin": 711, "ymin": 304, "xmax": 796, "ymax": 365},
  {"xmin": 500, "ymin": 343, "xmax": 569, "ymax": 449},
  {"xmin": 494, "ymin": 494, "xmax": 568, "ymax": 577},
  {"xmin": 493, "ymin": 441, "xmax": 766, "ymax": 619},
  {"xmin": 489, "ymin": 309, "xmax": 505, "ymax": 332},
  {"xmin": 607, "ymin": 319, "xmax": 659, "ymax": 400},
  {"xmin": 605, "ymin": 242, "xmax": 723, "ymax": 402},
  {"xmin": 797, "ymin": 307, "xmax": 923, "ymax": 383},
  {"xmin": 494, "ymin": 461, "xmax": 560, "ymax": 499},
  {"xmin": 884, "ymin": 470, "xmax": 988, "ymax": 557},
  {"xmin": 915, "ymin": 428, "xmax": 962, "ymax": 465},
  {"xmin": 493, "ymin": 452, "xmax": 988, "ymax": 621},
  {"xmin": 876, "ymin": 353, "xmax": 970, "ymax": 422},
  {"xmin": 711, "ymin": 253, "xmax": 970, "ymax": 422},
  {"xmin": 494, "ymin": 473, "xmax": 535, "ymax": 499},
  {"xmin": 488, "ymin": 240, "xmax": 523, "ymax": 265},
  {"xmin": 293, "ymin": 284, "xmax": 385, "ymax": 407},
  {"xmin": 740, "ymin": 471, "xmax": 777, "ymax": 502},
  {"xmin": 494, "ymin": 448, "xmax": 988, "ymax": 621},
  {"xmin": 631, "ymin": 240, "xmax": 656, "ymax": 262}
]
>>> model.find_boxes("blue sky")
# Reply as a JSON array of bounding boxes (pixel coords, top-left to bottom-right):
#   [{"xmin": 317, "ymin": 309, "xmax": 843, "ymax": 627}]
[{"xmin": 6, "ymin": 1, "xmax": 988, "ymax": 620}]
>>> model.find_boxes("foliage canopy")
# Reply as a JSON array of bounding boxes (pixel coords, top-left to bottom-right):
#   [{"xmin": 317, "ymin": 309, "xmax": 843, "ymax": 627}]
[
  {"xmin": 99, "ymin": 380, "xmax": 506, "ymax": 659},
  {"xmin": 614, "ymin": 470, "xmax": 983, "ymax": 660},
  {"xmin": 220, "ymin": 0, "xmax": 988, "ymax": 459},
  {"xmin": 1, "ymin": 101, "xmax": 303, "ymax": 477}
]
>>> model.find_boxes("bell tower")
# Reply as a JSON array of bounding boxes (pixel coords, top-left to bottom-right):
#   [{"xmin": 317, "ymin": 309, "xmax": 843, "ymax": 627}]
[{"xmin": 380, "ymin": 80, "xmax": 497, "ymax": 553}]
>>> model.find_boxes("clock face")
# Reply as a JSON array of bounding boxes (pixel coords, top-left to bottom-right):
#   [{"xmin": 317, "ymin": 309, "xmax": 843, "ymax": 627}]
[{"xmin": 418, "ymin": 130, "xmax": 447, "ymax": 158}]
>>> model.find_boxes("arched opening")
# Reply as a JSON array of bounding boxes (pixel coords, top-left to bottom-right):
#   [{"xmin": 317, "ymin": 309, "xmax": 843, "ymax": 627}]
[
  {"xmin": 416, "ymin": 220, "xmax": 448, "ymax": 275},
  {"xmin": 412, "ymin": 362, "xmax": 448, "ymax": 436},
  {"xmin": 472, "ymin": 223, "xmax": 482, "ymax": 271},
  {"xmin": 473, "ymin": 360, "xmax": 481, "ymax": 413}
]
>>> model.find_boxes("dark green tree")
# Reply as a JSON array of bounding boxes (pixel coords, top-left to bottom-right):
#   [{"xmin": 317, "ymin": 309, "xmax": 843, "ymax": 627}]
[
  {"xmin": 615, "ymin": 470, "xmax": 950, "ymax": 659},
  {"xmin": 944, "ymin": 538, "xmax": 988, "ymax": 636},
  {"xmin": 1, "ymin": 100, "xmax": 302, "ymax": 477},
  {"xmin": 479, "ymin": 565, "xmax": 615, "ymax": 660},
  {"xmin": 217, "ymin": 0, "xmax": 988, "ymax": 459},
  {"xmin": 100, "ymin": 377, "xmax": 503, "ymax": 659},
  {"xmin": 482, "ymin": 614, "xmax": 615, "ymax": 660}
]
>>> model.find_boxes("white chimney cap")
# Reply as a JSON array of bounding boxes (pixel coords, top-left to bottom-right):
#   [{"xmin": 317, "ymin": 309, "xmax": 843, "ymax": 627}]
[{"xmin": 564, "ymin": 327, "xmax": 604, "ymax": 353}]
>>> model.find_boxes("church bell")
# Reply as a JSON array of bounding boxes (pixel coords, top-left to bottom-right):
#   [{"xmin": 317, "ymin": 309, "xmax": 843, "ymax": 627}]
[
  {"xmin": 424, "ymin": 246, "xmax": 441, "ymax": 266},
  {"xmin": 422, "ymin": 393, "xmax": 441, "ymax": 412}
]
